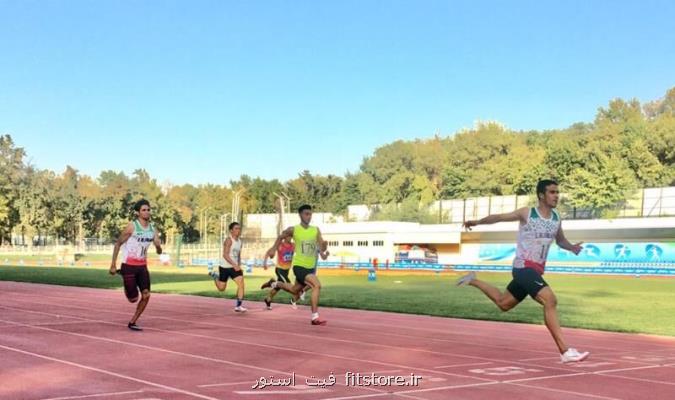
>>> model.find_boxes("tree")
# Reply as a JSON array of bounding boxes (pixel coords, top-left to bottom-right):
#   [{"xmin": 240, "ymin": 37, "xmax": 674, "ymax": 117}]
[
  {"xmin": 566, "ymin": 154, "xmax": 637, "ymax": 218},
  {"xmin": 0, "ymin": 135, "xmax": 28, "ymax": 244},
  {"xmin": 49, "ymin": 166, "xmax": 87, "ymax": 243},
  {"xmin": 330, "ymin": 172, "xmax": 363, "ymax": 213},
  {"xmin": 17, "ymin": 169, "xmax": 56, "ymax": 244},
  {"xmin": 3, "ymin": 86, "xmax": 675, "ymax": 238},
  {"xmin": 644, "ymin": 87, "xmax": 675, "ymax": 118}
]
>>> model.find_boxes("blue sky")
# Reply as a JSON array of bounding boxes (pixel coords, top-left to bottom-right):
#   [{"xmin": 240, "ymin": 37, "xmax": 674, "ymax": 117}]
[{"xmin": 1, "ymin": 0, "xmax": 674, "ymax": 185}]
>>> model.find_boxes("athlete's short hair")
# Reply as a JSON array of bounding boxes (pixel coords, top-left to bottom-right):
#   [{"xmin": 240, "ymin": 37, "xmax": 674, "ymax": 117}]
[
  {"xmin": 228, "ymin": 222, "xmax": 240, "ymax": 231},
  {"xmin": 536, "ymin": 180, "xmax": 558, "ymax": 200},
  {"xmin": 298, "ymin": 204, "xmax": 312, "ymax": 214},
  {"xmin": 133, "ymin": 199, "xmax": 150, "ymax": 212}
]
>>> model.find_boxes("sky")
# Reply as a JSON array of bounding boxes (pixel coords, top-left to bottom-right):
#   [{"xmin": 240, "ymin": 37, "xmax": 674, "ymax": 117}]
[{"xmin": 1, "ymin": 0, "xmax": 674, "ymax": 185}]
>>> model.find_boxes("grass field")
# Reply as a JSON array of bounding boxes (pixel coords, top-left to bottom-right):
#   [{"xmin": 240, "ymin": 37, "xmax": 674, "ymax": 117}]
[{"xmin": 1, "ymin": 264, "xmax": 673, "ymax": 336}]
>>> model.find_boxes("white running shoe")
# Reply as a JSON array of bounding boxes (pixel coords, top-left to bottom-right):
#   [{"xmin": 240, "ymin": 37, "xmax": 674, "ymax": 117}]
[
  {"xmin": 290, "ymin": 298, "xmax": 298, "ymax": 310},
  {"xmin": 234, "ymin": 306, "xmax": 248, "ymax": 313},
  {"xmin": 456, "ymin": 271, "xmax": 476, "ymax": 286},
  {"xmin": 299, "ymin": 290, "xmax": 306, "ymax": 301},
  {"xmin": 560, "ymin": 348, "xmax": 590, "ymax": 363}
]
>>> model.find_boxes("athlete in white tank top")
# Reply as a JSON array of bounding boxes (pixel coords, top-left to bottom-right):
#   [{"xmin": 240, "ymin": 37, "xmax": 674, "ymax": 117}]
[
  {"xmin": 110, "ymin": 200, "xmax": 162, "ymax": 331},
  {"xmin": 221, "ymin": 235, "xmax": 242, "ymax": 268},
  {"xmin": 209, "ymin": 222, "xmax": 247, "ymax": 312},
  {"xmin": 457, "ymin": 180, "xmax": 588, "ymax": 363},
  {"xmin": 121, "ymin": 220, "xmax": 156, "ymax": 266},
  {"xmin": 513, "ymin": 207, "xmax": 561, "ymax": 274}
]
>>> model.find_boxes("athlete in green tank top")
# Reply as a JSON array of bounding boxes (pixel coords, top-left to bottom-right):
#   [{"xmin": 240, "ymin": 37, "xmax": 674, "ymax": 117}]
[
  {"xmin": 262, "ymin": 204, "xmax": 329, "ymax": 325},
  {"xmin": 292, "ymin": 224, "xmax": 319, "ymax": 268}
]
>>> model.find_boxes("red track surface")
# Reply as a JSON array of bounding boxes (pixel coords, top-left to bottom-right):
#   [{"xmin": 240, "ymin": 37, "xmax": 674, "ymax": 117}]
[{"xmin": 1, "ymin": 281, "xmax": 673, "ymax": 400}]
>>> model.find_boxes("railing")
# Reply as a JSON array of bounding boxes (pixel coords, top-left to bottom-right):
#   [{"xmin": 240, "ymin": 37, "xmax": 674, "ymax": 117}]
[
  {"xmin": 433, "ymin": 187, "xmax": 675, "ymax": 223},
  {"xmin": 454, "ymin": 262, "xmax": 675, "ymax": 276}
]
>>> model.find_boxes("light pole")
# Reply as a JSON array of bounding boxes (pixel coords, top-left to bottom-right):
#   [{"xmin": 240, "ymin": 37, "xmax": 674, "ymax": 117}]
[
  {"xmin": 231, "ymin": 189, "xmax": 246, "ymax": 224},
  {"xmin": 219, "ymin": 213, "xmax": 230, "ymax": 260},
  {"xmin": 273, "ymin": 192, "xmax": 284, "ymax": 236},
  {"xmin": 199, "ymin": 207, "xmax": 211, "ymax": 258},
  {"xmin": 204, "ymin": 213, "xmax": 211, "ymax": 259},
  {"xmin": 273, "ymin": 192, "xmax": 292, "ymax": 235},
  {"xmin": 282, "ymin": 192, "xmax": 291, "ymax": 214}
]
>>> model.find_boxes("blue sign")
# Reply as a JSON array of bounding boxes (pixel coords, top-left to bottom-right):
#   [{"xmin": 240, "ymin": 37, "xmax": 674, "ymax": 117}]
[{"xmin": 478, "ymin": 242, "xmax": 675, "ymax": 263}]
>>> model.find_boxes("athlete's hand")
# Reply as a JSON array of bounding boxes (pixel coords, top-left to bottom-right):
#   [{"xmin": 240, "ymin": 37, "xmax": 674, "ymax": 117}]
[
  {"xmin": 570, "ymin": 242, "xmax": 584, "ymax": 255},
  {"xmin": 265, "ymin": 249, "xmax": 275, "ymax": 259},
  {"xmin": 320, "ymin": 251, "xmax": 329, "ymax": 260},
  {"xmin": 109, "ymin": 265, "xmax": 117, "ymax": 275},
  {"xmin": 234, "ymin": 265, "xmax": 242, "ymax": 272},
  {"xmin": 463, "ymin": 220, "xmax": 478, "ymax": 231}
]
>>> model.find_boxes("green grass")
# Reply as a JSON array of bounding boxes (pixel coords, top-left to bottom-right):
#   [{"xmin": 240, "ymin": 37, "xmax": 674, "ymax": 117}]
[{"xmin": 1, "ymin": 265, "xmax": 674, "ymax": 336}]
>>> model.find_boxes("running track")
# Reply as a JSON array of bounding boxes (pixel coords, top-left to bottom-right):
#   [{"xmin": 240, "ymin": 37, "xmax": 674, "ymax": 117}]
[{"xmin": 1, "ymin": 281, "xmax": 673, "ymax": 400}]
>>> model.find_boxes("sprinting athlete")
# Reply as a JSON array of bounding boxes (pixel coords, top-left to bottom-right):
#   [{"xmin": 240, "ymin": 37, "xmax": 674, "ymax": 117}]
[
  {"xmin": 263, "ymin": 236, "xmax": 299, "ymax": 310},
  {"xmin": 109, "ymin": 199, "xmax": 162, "ymax": 331},
  {"xmin": 262, "ymin": 204, "xmax": 328, "ymax": 325},
  {"xmin": 209, "ymin": 222, "xmax": 247, "ymax": 312},
  {"xmin": 457, "ymin": 180, "xmax": 589, "ymax": 363}
]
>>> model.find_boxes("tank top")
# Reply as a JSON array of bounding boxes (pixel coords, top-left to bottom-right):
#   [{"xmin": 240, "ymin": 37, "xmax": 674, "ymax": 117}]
[
  {"xmin": 292, "ymin": 225, "xmax": 318, "ymax": 269},
  {"xmin": 122, "ymin": 220, "xmax": 155, "ymax": 266},
  {"xmin": 513, "ymin": 207, "xmax": 561, "ymax": 274},
  {"xmin": 221, "ymin": 236, "xmax": 242, "ymax": 269},
  {"xmin": 277, "ymin": 242, "xmax": 294, "ymax": 269}
]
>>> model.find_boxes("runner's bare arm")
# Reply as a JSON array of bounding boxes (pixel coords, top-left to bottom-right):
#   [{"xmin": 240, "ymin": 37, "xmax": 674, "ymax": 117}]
[
  {"xmin": 317, "ymin": 228, "xmax": 329, "ymax": 258},
  {"xmin": 110, "ymin": 223, "xmax": 134, "ymax": 275},
  {"xmin": 153, "ymin": 229, "xmax": 162, "ymax": 255},
  {"xmin": 266, "ymin": 227, "xmax": 294, "ymax": 259},
  {"xmin": 463, "ymin": 207, "xmax": 527, "ymax": 231},
  {"xmin": 317, "ymin": 228, "xmax": 328, "ymax": 251},
  {"xmin": 556, "ymin": 225, "xmax": 583, "ymax": 255},
  {"xmin": 238, "ymin": 240, "xmax": 242, "ymax": 267}
]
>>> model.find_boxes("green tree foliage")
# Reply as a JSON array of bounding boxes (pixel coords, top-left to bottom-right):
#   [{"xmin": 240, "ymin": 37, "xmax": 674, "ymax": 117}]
[
  {"xmin": 0, "ymin": 135, "xmax": 28, "ymax": 244},
  {"xmin": 1, "ymin": 87, "xmax": 674, "ymax": 240}
]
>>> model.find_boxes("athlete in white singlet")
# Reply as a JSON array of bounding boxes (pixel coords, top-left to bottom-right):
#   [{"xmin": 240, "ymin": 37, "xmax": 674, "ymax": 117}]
[
  {"xmin": 457, "ymin": 180, "xmax": 589, "ymax": 363},
  {"xmin": 110, "ymin": 199, "xmax": 162, "ymax": 331},
  {"xmin": 208, "ymin": 222, "xmax": 247, "ymax": 312}
]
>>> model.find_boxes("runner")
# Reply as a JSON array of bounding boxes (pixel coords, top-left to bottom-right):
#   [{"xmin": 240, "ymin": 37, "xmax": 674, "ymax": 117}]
[
  {"xmin": 262, "ymin": 204, "xmax": 328, "ymax": 325},
  {"xmin": 458, "ymin": 179, "xmax": 590, "ymax": 363},
  {"xmin": 209, "ymin": 222, "xmax": 247, "ymax": 312},
  {"xmin": 109, "ymin": 199, "xmax": 162, "ymax": 331},
  {"xmin": 262, "ymin": 236, "xmax": 299, "ymax": 310}
]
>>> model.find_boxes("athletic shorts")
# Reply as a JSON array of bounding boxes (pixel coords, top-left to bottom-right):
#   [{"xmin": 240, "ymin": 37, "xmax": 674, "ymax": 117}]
[
  {"xmin": 275, "ymin": 267, "xmax": 291, "ymax": 284},
  {"xmin": 293, "ymin": 266, "xmax": 316, "ymax": 286},
  {"xmin": 506, "ymin": 267, "xmax": 549, "ymax": 302},
  {"xmin": 218, "ymin": 266, "xmax": 244, "ymax": 282},
  {"xmin": 121, "ymin": 263, "xmax": 150, "ymax": 300}
]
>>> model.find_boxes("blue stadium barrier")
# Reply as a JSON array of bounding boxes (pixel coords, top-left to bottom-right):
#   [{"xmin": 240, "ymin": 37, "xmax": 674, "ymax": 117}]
[{"xmin": 454, "ymin": 264, "xmax": 675, "ymax": 276}]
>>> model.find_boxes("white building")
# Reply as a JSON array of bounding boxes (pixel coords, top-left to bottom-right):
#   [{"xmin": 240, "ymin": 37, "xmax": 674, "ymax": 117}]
[{"xmin": 319, "ymin": 217, "xmax": 675, "ymax": 266}]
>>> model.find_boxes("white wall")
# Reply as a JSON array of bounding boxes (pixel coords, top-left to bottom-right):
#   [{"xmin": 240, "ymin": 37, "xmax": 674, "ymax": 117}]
[
  {"xmin": 244, "ymin": 212, "xmax": 343, "ymax": 239},
  {"xmin": 644, "ymin": 187, "xmax": 675, "ymax": 217}
]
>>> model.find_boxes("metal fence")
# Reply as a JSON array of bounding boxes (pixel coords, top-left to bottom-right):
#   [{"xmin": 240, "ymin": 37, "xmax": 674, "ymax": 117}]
[{"xmin": 433, "ymin": 186, "xmax": 675, "ymax": 223}]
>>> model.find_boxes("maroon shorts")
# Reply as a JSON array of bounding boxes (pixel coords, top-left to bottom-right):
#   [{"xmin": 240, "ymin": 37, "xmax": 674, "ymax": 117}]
[{"xmin": 120, "ymin": 263, "xmax": 150, "ymax": 300}]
